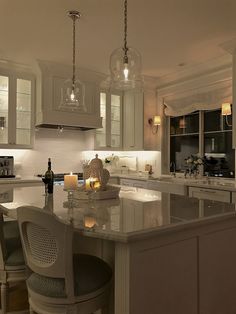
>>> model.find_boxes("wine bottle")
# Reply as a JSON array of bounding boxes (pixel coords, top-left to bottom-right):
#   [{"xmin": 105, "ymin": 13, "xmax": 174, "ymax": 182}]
[{"xmin": 44, "ymin": 158, "xmax": 54, "ymax": 194}]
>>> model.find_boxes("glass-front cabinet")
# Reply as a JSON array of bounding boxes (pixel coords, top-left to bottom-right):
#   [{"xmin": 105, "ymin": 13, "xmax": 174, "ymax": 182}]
[
  {"xmin": 0, "ymin": 68, "xmax": 34, "ymax": 148},
  {"xmin": 95, "ymin": 91, "xmax": 122, "ymax": 150},
  {"xmin": 170, "ymin": 109, "xmax": 235, "ymax": 178}
]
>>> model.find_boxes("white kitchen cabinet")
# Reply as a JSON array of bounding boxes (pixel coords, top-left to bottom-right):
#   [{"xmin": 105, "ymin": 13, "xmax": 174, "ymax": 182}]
[
  {"xmin": 199, "ymin": 228, "xmax": 236, "ymax": 314},
  {"xmin": 0, "ymin": 65, "xmax": 35, "ymax": 148},
  {"xmin": 36, "ymin": 60, "xmax": 103, "ymax": 129},
  {"xmin": 123, "ymin": 91, "xmax": 144, "ymax": 150},
  {"xmin": 188, "ymin": 186, "xmax": 231, "ymax": 203},
  {"xmin": 120, "ymin": 178, "xmax": 147, "ymax": 188},
  {"xmin": 95, "ymin": 91, "xmax": 122, "ymax": 149}
]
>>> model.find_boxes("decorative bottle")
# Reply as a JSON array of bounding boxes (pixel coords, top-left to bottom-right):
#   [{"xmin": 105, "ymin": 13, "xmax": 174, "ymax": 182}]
[{"xmin": 44, "ymin": 158, "xmax": 54, "ymax": 194}]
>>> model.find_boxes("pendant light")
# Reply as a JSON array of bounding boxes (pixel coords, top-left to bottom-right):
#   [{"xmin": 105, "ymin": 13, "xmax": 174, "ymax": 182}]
[
  {"xmin": 109, "ymin": 0, "xmax": 143, "ymax": 91},
  {"xmin": 60, "ymin": 10, "xmax": 86, "ymax": 112}
]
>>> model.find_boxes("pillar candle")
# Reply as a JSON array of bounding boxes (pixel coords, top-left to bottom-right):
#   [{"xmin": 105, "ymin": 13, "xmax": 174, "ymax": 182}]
[{"xmin": 64, "ymin": 172, "xmax": 78, "ymax": 190}]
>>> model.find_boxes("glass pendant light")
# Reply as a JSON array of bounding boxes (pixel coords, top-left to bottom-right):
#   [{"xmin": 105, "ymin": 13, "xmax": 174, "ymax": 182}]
[
  {"xmin": 60, "ymin": 10, "xmax": 86, "ymax": 112},
  {"xmin": 109, "ymin": 0, "xmax": 143, "ymax": 91}
]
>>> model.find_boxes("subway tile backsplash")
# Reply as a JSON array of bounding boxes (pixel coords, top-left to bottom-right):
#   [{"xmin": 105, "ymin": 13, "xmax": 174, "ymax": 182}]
[{"xmin": 0, "ymin": 129, "xmax": 161, "ymax": 177}]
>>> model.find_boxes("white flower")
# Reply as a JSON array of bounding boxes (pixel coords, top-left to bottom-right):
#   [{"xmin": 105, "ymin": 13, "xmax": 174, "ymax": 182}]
[{"xmin": 197, "ymin": 158, "xmax": 203, "ymax": 164}]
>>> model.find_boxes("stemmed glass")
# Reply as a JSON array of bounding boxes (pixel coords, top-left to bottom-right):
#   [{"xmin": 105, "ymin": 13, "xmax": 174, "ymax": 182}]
[
  {"xmin": 89, "ymin": 177, "xmax": 101, "ymax": 199},
  {"xmin": 42, "ymin": 177, "xmax": 50, "ymax": 196}
]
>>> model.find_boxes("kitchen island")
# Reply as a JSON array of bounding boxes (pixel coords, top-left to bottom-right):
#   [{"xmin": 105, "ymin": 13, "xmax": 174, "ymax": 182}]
[{"xmin": 0, "ymin": 184, "xmax": 236, "ymax": 314}]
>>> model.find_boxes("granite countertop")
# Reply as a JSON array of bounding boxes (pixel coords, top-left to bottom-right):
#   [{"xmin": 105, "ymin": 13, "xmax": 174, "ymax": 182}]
[
  {"xmin": 112, "ymin": 173, "xmax": 236, "ymax": 192},
  {"xmin": 0, "ymin": 176, "xmax": 43, "ymax": 185},
  {"xmin": 0, "ymin": 184, "xmax": 235, "ymax": 242}
]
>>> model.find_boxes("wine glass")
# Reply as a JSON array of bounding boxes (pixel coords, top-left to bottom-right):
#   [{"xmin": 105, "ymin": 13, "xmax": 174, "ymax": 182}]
[
  {"xmin": 42, "ymin": 177, "xmax": 50, "ymax": 196},
  {"xmin": 89, "ymin": 177, "xmax": 101, "ymax": 200}
]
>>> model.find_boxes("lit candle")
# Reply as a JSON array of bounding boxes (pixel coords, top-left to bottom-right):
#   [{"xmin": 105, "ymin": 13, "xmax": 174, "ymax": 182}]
[
  {"xmin": 84, "ymin": 216, "xmax": 97, "ymax": 228},
  {"xmin": 64, "ymin": 172, "xmax": 78, "ymax": 190}
]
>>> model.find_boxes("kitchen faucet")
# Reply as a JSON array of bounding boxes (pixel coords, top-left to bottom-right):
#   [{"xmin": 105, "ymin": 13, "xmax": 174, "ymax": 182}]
[{"xmin": 170, "ymin": 162, "xmax": 176, "ymax": 177}]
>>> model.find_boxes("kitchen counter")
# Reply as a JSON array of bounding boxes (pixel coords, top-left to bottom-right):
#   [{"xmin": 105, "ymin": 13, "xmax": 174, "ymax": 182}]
[
  {"xmin": 1, "ymin": 184, "xmax": 236, "ymax": 314},
  {"xmin": 0, "ymin": 184, "xmax": 235, "ymax": 242},
  {"xmin": 0, "ymin": 176, "xmax": 43, "ymax": 185},
  {"xmin": 111, "ymin": 173, "xmax": 236, "ymax": 193}
]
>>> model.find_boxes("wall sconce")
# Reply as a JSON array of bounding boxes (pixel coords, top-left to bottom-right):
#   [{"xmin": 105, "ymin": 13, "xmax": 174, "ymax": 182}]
[
  {"xmin": 221, "ymin": 103, "xmax": 232, "ymax": 127},
  {"xmin": 148, "ymin": 115, "xmax": 161, "ymax": 134},
  {"xmin": 179, "ymin": 116, "xmax": 186, "ymax": 129},
  {"xmin": 0, "ymin": 117, "xmax": 6, "ymax": 130}
]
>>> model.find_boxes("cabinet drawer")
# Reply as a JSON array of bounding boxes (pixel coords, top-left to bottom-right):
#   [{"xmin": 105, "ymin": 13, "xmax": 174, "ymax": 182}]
[
  {"xmin": 133, "ymin": 181, "xmax": 147, "ymax": 189},
  {"xmin": 109, "ymin": 177, "xmax": 120, "ymax": 184},
  {"xmin": 120, "ymin": 178, "xmax": 147, "ymax": 188},
  {"xmin": 188, "ymin": 187, "xmax": 231, "ymax": 203},
  {"xmin": 120, "ymin": 179, "xmax": 134, "ymax": 186}
]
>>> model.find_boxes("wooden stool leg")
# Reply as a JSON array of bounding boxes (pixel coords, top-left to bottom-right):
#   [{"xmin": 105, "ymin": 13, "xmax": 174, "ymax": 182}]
[
  {"xmin": 1, "ymin": 283, "xmax": 7, "ymax": 314},
  {"xmin": 29, "ymin": 304, "xmax": 34, "ymax": 314}
]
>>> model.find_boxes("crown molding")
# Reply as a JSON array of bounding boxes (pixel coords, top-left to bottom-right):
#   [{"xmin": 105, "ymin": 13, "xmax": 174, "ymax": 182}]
[{"xmin": 156, "ymin": 54, "xmax": 232, "ymax": 90}]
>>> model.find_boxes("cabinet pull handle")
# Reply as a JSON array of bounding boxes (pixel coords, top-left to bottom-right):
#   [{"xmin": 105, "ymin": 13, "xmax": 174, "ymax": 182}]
[{"xmin": 199, "ymin": 189, "xmax": 216, "ymax": 194}]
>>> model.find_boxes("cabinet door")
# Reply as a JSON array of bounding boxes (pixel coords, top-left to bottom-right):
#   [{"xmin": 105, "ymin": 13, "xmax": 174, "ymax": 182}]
[
  {"xmin": 110, "ymin": 93, "xmax": 122, "ymax": 148},
  {"xmin": 130, "ymin": 237, "xmax": 198, "ymax": 314},
  {"xmin": 0, "ymin": 75, "xmax": 9, "ymax": 144},
  {"xmin": 0, "ymin": 70, "xmax": 34, "ymax": 148},
  {"xmin": 95, "ymin": 91, "xmax": 122, "ymax": 149},
  {"xmin": 16, "ymin": 78, "xmax": 33, "ymax": 146},
  {"xmin": 123, "ymin": 91, "xmax": 143, "ymax": 150},
  {"xmin": 188, "ymin": 186, "xmax": 231, "ymax": 203},
  {"xmin": 199, "ymin": 228, "xmax": 236, "ymax": 314},
  {"xmin": 95, "ymin": 92, "xmax": 107, "ymax": 148}
]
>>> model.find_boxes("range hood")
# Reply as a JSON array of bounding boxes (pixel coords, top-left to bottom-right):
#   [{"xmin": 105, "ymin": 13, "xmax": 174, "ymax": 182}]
[{"xmin": 35, "ymin": 60, "xmax": 104, "ymax": 130}]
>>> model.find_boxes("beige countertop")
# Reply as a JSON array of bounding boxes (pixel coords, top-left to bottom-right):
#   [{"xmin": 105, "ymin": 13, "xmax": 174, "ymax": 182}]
[
  {"xmin": 0, "ymin": 184, "xmax": 235, "ymax": 242},
  {"xmin": 0, "ymin": 176, "xmax": 43, "ymax": 185},
  {"xmin": 111, "ymin": 173, "xmax": 236, "ymax": 192}
]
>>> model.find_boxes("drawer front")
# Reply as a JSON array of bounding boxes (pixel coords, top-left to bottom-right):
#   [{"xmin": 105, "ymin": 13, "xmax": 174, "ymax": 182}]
[
  {"xmin": 120, "ymin": 179, "xmax": 134, "ymax": 186},
  {"xmin": 120, "ymin": 178, "xmax": 147, "ymax": 188},
  {"xmin": 188, "ymin": 187, "xmax": 231, "ymax": 203},
  {"xmin": 133, "ymin": 181, "xmax": 147, "ymax": 188},
  {"xmin": 109, "ymin": 177, "xmax": 120, "ymax": 184}
]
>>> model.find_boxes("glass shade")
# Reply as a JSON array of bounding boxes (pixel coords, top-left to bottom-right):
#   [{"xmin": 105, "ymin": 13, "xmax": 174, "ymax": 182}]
[
  {"xmin": 179, "ymin": 117, "xmax": 186, "ymax": 129},
  {"xmin": 60, "ymin": 78, "xmax": 86, "ymax": 112},
  {"xmin": 153, "ymin": 115, "xmax": 161, "ymax": 126},
  {"xmin": 109, "ymin": 47, "xmax": 143, "ymax": 91},
  {"xmin": 221, "ymin": 103, "xmax": 231, "ymax": 116}
]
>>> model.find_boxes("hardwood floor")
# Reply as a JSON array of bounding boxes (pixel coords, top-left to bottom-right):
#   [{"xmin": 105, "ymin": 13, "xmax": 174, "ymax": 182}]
[{"xmin": 1, "ymin": 282, "xmax": 29, "ymax": 312}]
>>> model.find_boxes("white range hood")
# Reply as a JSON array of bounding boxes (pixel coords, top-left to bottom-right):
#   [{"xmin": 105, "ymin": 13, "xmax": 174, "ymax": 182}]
[{"xmin": 35, "ymin": 60, "xmax": 105, "ymax": 130}]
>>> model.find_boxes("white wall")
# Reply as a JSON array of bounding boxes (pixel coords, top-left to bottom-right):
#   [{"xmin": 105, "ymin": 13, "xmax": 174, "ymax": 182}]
[{"xmin": 0, "ymin": 128, "xmax": 88, "ymax": 177}]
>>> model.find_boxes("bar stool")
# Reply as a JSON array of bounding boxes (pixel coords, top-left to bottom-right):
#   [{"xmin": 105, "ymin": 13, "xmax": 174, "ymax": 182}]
[
  {"xmin": 0, "ymin": 217, "xmax": 28, "ymax": 314},
  {"xmin": 17, "ymin": 206, "xmax": 113, "ymax": 314}
]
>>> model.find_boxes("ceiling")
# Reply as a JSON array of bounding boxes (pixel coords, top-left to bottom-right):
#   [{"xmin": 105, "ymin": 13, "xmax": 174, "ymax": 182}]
[{"xmin": 1, "ymin": 0, "xmax": 236, "ymax": 80}]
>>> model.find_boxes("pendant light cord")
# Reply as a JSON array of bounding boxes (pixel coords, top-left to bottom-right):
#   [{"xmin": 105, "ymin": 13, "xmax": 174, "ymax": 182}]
[
  {"xmin": 123, "ymin": 0, "xmax": 128, "ymax": 63},
  {"xmin": 68, "ymin": 11, "xmax": 81, "ymax": 88},
  {"xmin": 72, "ymin": 15, "xmax": 76, "ymax": 88}
]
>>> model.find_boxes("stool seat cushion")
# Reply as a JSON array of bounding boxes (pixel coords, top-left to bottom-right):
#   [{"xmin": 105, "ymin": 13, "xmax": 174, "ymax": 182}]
[{"xmin": 27, "ymin": 254, "xmax": 112, "ymax": 298}]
